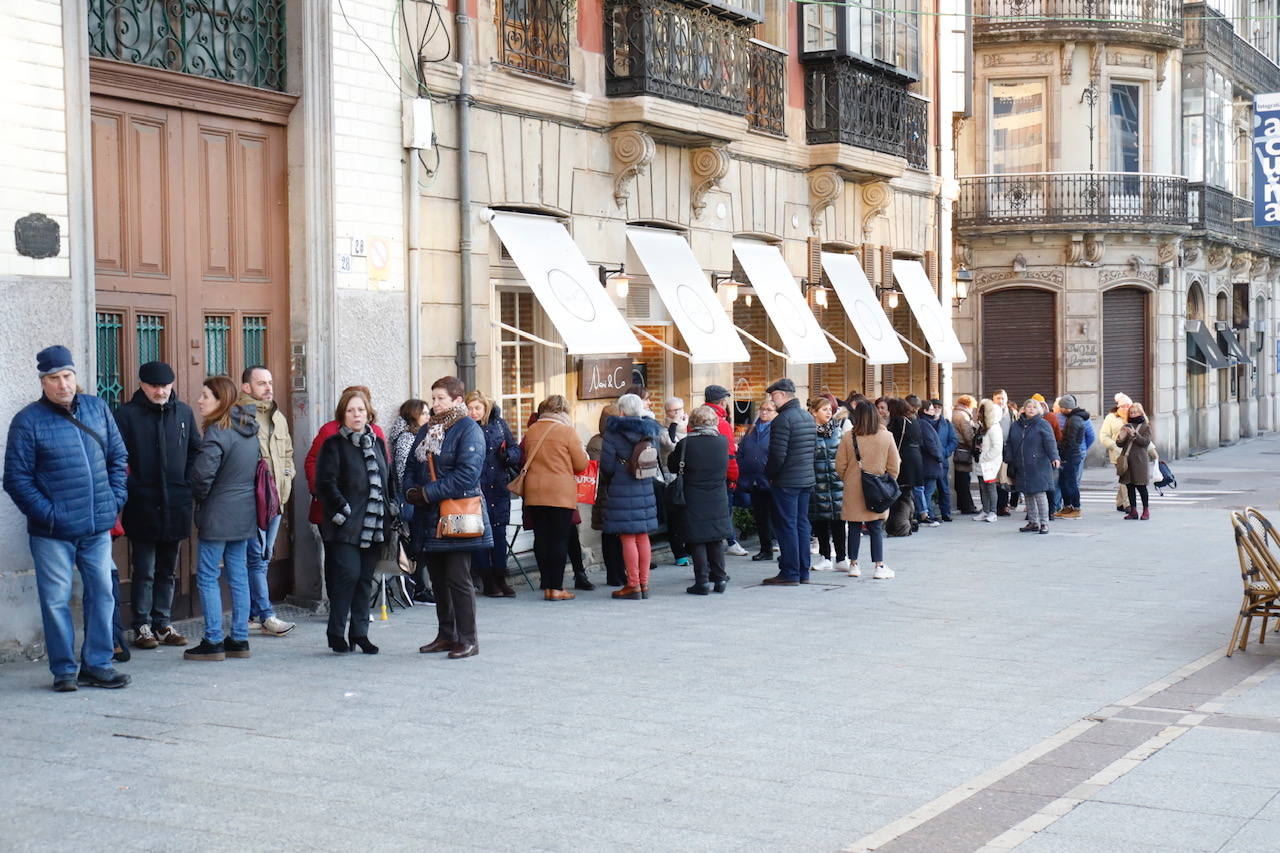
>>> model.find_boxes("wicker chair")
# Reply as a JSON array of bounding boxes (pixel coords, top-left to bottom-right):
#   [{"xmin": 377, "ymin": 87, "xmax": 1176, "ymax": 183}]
[{"xmin": 1226, "ymin": 510, "xmax": 1280, "ymax": 656}]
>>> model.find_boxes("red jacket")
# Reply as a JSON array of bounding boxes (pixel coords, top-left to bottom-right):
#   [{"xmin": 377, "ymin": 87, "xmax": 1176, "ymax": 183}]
[
  {"xmin": 707, "ymin": 402, "xmax": 739, "ymax": 486},
  {"xmin": 305, "ymin": 420, "xmax": 387, "ymax": 525}
]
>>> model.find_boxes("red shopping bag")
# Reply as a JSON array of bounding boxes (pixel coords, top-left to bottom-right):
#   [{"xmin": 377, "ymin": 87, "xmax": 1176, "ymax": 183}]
[{"xmin": 575, "ymin": 460, "xmax": 599, "ymax": 504}]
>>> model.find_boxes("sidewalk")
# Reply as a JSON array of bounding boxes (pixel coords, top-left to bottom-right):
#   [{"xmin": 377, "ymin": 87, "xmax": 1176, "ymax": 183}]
[{"xmin": 3, "ymin": 436, "xmax": 1280, "ymax": 851}]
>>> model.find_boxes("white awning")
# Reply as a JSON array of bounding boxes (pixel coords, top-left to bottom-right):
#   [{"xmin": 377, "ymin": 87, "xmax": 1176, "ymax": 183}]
[
  {"xmin": 732, "ymin": 240, "xmax": 835, "ymax": 364},
  {"xmin": 892, "ymin": 259, "xmax": 968, "ymax": 363},
  {"xmin": 489, "ymin": 212, "xmax": 640, "ymax": 355},
  {"xmin": 625, "ymin": 227, "xmax": 748, "ymax": 364},
  {"xmin": 820, "ymin": 252, "xmax": 908, "ymax": 365}
]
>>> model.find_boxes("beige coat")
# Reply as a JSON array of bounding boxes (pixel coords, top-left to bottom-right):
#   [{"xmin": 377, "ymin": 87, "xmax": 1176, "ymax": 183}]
[
  {"xmin": 835, "ymin": 428, "xmax": 901, "ymax": 522},
  {"xmin": 519, "ymin": 416, "xmax": 588, "ymax": 509},
  {"xmin": 1099, "ymin": 411, "xmax": 1128, "ymax": 464},
  {"xmin": 237, "ymin": 392, "xmax": 294, "ymax": 506}
]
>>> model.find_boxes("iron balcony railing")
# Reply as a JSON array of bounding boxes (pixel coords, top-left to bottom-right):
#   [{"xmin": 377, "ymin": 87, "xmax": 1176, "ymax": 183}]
[
  {"xmin": 1231, "ymin": 197, "xmax": 1280, "ymax": 256},
  {"xmin": 804, "ymin": 56, "xmax": 925, "ymax": 163},
  {"xmin": 1187, "ymin": 182, "xmax": 1236, "ymax": 244},
  {"xmin": 974, "ymin": 0, "xmax": 1182, "ymax": 44},
  {"xmin": 955, "ymin": 172, "xmax": 1189, "ymax": 229},
  {"xmin": 88, "ymin": 0, "xmax": 286, "ymax": 91},
  {"xmin": 746, "ymin": 40, "xmax": 786, "ymax": 137},
  {"xmin": 496, "ymin": 0, "xmax": 573, "ymax": 83},
  {"xmin": 1184, "ymin": 3, "xmax": 1280, "ymax": 95}
]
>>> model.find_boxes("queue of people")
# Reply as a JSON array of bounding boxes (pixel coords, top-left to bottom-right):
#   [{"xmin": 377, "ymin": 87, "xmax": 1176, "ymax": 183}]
[{"xmin": 3, "ymin": 342, "xmax": 1163, "ymax": 691}]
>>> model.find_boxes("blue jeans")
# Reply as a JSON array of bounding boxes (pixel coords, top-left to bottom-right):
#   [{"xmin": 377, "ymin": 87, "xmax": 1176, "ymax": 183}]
[
  {"xmin": 771, "ymin": 487, "xmax": 812, "ymax": 582},
  {"xmin": 29, "ymin": 532, "xmax": 117, "ymax": 677},
  {"xmin": 1058, "ymin": 460, "xmax": 1081, "ymax": 510},
  {"xmin": 247, "ymin": 514, "xmax": 281, "ymax": 621},
  {"xmin": 847, "ymin": 520, "xmax": 885, "ymax": 564},
  {"xmin": 197, "ymin": 539, "xmax": 251, "ymax": 644},
  {"xmin": 911, "ymin": 486, "xmax": 929, "ymax": 517}
]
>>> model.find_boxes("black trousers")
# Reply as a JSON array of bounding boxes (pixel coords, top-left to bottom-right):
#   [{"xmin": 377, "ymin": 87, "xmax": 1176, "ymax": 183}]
[
  {"xmin": 323, "ymin": 541, "xmax": 377, "ymax": 640},
  {"xmin": 128, "ymin": 538, "xmax": 181, "ymax": 631},
  {"xmin": 813, "ymin": 518, "xmax": 846, "ymax": 562},
  {"xmin": 425, "ymin": 550, "xmax": 477, "ymax": 645},
  {"xmin": 601, "ymin": 533, "xmax": 625, "ymax": 585},
  {"xmin": 689, "ymin": 541, "xmax": 727, "ymax": 584},
  {"xmin": 750, "ymin": 488, "xmax": 775, "ymax": 552},
  {"xmin": 1126, "ymin": 483, "xmax": 1150, "ymax": 511},
  {"xmin": 567, "ymin": 523, "xmax": 586, "ymax": 575},
  {"xmin": 953, "ymin": 470, "xmax": 978, "ymax": 513},
  {"xmin": 525, "ymin": 504, "xmax": 574, "ymax": 590}
]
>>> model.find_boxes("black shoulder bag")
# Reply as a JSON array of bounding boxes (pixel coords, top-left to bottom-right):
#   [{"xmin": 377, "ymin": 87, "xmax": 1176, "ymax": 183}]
[
  {"xmin": 853, "ymin": 433, "xmax": 901, "ymax": 513},
  {"xmin": 44, "ymin": 399, "xmax": 109, "ymax": 457}
]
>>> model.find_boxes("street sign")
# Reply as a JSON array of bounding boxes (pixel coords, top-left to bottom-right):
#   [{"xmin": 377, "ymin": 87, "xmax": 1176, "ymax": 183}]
[{"xmin": 1253, "ymin": 92, "xmax": 1280, "ymax": 226}]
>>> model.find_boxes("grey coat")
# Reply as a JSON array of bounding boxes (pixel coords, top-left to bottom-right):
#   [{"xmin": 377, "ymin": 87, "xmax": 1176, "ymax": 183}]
[{"xmin": 190, "ymin": 406, "xmax": 260, "ymax": 542}]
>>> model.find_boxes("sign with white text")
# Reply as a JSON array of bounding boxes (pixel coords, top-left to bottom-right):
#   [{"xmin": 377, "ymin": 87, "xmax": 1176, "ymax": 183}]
[{"xmin": 1253, "ymin": 92, "xmax": 1280, "ymax": 226}]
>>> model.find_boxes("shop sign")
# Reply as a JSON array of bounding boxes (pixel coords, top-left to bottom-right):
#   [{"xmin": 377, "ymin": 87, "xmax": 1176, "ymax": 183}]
[
  {"xmin": 1065, "ymin": 342, "xmax": 1099, "ymax": 368},
  {"xmin": 578, "ymin": 357, "xmax": 632, "ymax": 400},
  {"xmin": 1253, "ymin": 92, "xmax": 1280, "ymax": 226}
]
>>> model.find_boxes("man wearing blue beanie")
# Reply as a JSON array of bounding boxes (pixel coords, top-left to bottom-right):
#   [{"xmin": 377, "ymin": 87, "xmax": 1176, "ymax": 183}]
[{"xmin": 3, "ymin": 345, "xmax": 131, "ymax": 690}]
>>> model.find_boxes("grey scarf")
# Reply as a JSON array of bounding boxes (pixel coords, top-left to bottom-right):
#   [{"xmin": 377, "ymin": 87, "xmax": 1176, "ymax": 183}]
[{"xmin": 340, "ymin": 425, "xmax": 385, "ymax": 548}]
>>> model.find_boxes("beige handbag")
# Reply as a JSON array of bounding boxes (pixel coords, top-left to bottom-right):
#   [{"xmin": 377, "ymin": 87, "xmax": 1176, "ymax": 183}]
[{"xmin": 507, "ymin": 421, "xmax": 559, "ymax": 498}]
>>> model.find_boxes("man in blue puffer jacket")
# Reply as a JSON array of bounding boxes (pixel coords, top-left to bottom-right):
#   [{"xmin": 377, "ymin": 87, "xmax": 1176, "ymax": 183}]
[{"xmin": 4, "ymin": 346, "xmax": 129, "ymax": 691}]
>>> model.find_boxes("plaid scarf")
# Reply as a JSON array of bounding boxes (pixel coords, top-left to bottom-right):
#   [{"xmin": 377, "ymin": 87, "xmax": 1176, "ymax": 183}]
[{"xmin": 340, "ymin": 425, "xmax": 385, "ymax": 548}]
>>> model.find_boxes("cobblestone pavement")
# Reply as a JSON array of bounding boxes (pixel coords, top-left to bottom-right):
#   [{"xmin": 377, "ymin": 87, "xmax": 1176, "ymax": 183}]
[{"xmin": 3, "ymin": 437, "xmax": 1280, "ymax": 852}]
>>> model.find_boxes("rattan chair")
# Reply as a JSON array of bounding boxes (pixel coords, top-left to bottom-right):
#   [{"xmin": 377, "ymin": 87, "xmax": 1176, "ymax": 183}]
[{"xmin": 1226, "ymin": 510, "xmax": 1280, "ymax": 656}]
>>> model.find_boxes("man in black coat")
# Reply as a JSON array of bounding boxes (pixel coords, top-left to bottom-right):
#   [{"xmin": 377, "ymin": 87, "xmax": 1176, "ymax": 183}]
[
  {"xmin": 762, "ymin": 378, "xmax": 816, "ymax": 585},
  {"xmin": 114, "ymin": 362, "xmax": 199, "ymax": 649}
]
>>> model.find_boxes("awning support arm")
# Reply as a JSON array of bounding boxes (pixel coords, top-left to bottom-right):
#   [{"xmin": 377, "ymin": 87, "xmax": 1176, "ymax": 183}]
[
  {"xmin": 494, "ymin": 322, "xmax": 567, "ymax": 351},
  {"xmin": 733, "ymin": 324, "xmax": 790, "ymax": 360},
  {"xmin": 894, "ymin": 330, "xmax": 935, "ymax": 359},
  {"xmin": 1186, "ymin": 355, "xmax": 1210, "ymax": 368},
  {"xmin": 630, "ymin": 324, "xmax": 692, "ymax": 360},
  {"xmin": 822, "ymin": 329, "xmax": 867, "ymax": 360}
]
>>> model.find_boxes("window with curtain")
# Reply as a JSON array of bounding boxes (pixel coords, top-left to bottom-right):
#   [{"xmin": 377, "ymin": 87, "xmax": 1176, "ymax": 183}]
[{"xmin": 990, "ymin": 80, "xmax": 1045, "ymax": 174}]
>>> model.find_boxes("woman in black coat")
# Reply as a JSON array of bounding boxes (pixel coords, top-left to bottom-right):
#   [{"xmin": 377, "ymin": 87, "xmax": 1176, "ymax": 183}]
[
  {"xmin": 670, "ymin": 406, "xmax": 732, "ymax": 595},
  {"xmin": 316, "ymin": 388, "xmax": 393, "ymax": 655},
  {"xmin": 466, "ymin": 392, "xmax": 522, "ymax": 597},
  {"xmin": 885, "ymin": 398, "xmax": 923, "ymax": 536}
]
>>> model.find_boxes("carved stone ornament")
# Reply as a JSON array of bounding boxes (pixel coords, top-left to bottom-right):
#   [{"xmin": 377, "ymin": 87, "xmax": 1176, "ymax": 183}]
[
  {"xmin": 1252, "ymin": 254, "xmax": 1268, "ymax": 278},
  {"xmin": 1157, "ymin": 238, "xmax": 1179, "ymax": 266},
  {"xmin": 954, "ymin": 241, "xmax": 973, "ymax": 269},
  {"xmin": 983, "ymin": 51, "xmax": 1053, "ymax": 68},
  {"xmin": 1066, "ymin": 235, "xmax": 1084, "ymax": 265},
  {"xmin": 1085, "ymin": 234, "xmax": 1104, "ymax": 263},
  {"xmin": 976, "ymin": 269, "xmax": 1064, "ymax": 287},
  {"xmin": 1099, "ymin": 267, "xmax": 1157, "ymax": 285},
  {"xmin": 1231, "ymin": 251, "xmax": 1252, "ymax": 278},
  {"xmin": 1012, "ymin": 253, "xmax": 1028, "ymax": 272},
  {"xmin": 1207, "ymin": 244, "xmax": 1230, "ymax": 270},
  {"xmin": 807, "ymin": 167, "xmax": 844, "ymax": 234},
  {"xmin": 1156, "ymin": 51, "xmax": 1169, "ymax": 90},
  {"xmin": 860, "ymin": 181, "xmax": 891, "ymax": 238},
  {"xmin": 691, "ymin": 146, "xmax": 731, "ymax": 219},
  {"xmin": 610, "ymin": 126, "xmax": 656, "ymax": 207},
  {"xmin": 952, "ymin": 115, "xmax": 969, "ymax": 151},
  {"xmin": 1089, "ymin": 42, "xmax": 1103, "ymax": 84},
  {"xmin": 1106, "ymin": 51, "xmax": 1153, "ymax": 69},
  {"xmin": 1182, "ymin": 239, "xmax": 1201, "ymax": 265},
  {"xmin": 1061, "ymin": 41, "xmax": 1074, "ymax": 84}
]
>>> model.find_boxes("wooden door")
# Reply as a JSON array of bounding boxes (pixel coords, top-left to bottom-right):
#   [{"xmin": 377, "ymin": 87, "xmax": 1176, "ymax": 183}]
[
  {"xmin": 981, "ymin": 288, "xmax": 1057, "ymax": 404},
  {"xmin": 91, "ymin": 96, "xmax": 290, "ymax": 619}
]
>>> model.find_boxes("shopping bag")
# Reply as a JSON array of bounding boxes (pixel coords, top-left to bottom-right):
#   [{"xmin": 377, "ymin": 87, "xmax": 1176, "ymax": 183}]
[{"xmin": 575, "ymin": 460, "xmax": 600, "ymax": 504}]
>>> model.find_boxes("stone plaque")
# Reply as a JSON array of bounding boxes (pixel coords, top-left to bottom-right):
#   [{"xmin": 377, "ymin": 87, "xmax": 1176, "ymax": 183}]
[
  {"xmin": 14, "ymin": 213, "xmax": 60, "ymax": 259},
  {"xmin": 1065, "ymin": 342, "xmax": 1099, "ymax": 368}
]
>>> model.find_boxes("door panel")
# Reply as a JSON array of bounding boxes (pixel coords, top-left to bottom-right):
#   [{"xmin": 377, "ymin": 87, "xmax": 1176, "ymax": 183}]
[
  {"xmin": 982, "ymin": 288, "xmax": 1057, "ymax": 404},
  {"xmin": 1103, "ymin": 287, "xmax": 1149, "ymax": 408}
]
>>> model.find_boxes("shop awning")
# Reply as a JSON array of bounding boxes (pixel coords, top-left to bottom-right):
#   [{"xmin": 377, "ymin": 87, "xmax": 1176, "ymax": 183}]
[
  {"xmin": 732, "ymin": 240, "xmax": 835, "ymax": 364},
  {"xmin": 489, "ymin": 211, "xmax": 640, "ymax": 355},
  {"xmin": 820, "ymin": 252, "xmax": 908, "ymax": 365},
  {"xmin": 1216, "ymin": 321, "xmax": 1253, "ymax": 365},
  {"xmin": 1186, "ymin": 320, "xmax": 1231, "ymax": 368},
  {"xmin": 625, "ymin": 227, "xmax": 749, "ymax": 364},
  {"xmin": 891, "ymin": 260, "xmax": 967, "ymax": 364}
]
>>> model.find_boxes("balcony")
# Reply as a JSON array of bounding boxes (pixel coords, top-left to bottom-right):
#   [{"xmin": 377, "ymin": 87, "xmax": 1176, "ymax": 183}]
[
  {"xmin": 804, "ymin": 57, "xmax": 925, "ymax": 166},
  {"xmin": 496, "ymin": 0, "xmax": 573, "ymax": 83},
  {"xmin": 1187, "ymin": 183, "xmax": 1236, "ymax": 245},
  {"xmin": 1185, "ymin": 3, "xmax": 1280, "ymax": 95},
  {"xmin": 1232, "ymin": 197, "xmax": 1280, "ymax": 257},
  {"xmin": 955, "ymin": 172, "xmax": 1189, "ymax": 231},
  {"xmin": 973, "ymin": 0, "xmax": 1182, "ymax": 47},
  {"xmin": 746, "ymin": 40, "xmax": 786, "ymax": 137}
]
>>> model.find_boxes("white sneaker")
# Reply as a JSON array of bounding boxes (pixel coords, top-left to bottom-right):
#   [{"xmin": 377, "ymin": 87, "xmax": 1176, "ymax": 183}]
[
  {"xmin": 922, "ymin": 519, "xmax": 941, "ymax": 528},
  {"xmin": 726, "ymin": 542, "xmax": 749, "ymax": 557},
  {"xmin": 260, "ymin": 616, "xmax": 295, "ymax": 636},
  {"xmin": 971, "ymin": 513, "xmax": 988, "ymax": 522},
  {"xmin": 247, "ymin": 618, "xmax": 261, "ymax": 631},
  {"xmin": 982, "ymin": 513, "xmax": 996, "ymax": 523},
  {"xmin": 810, "ymin": 538, "xmax": 820, "ymax": 554},
  {"xmin": 812, "ymin": 557, "xmax": 833, "ymax": 572},
  {"xmin": 872, "ymin": 564, "xmax": 895, "ymax": 579},
  {"xmin": 847, "ymin": 561, "xmax": 861, "ymax": 577},
  {"xmin": 834, "ymin": 559, "xmax": 851, "ymax": 572}
]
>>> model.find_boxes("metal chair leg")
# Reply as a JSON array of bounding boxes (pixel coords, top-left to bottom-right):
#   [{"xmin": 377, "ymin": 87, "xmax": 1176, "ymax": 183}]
[{"xmin": 508, "ymin": 524, "xmax": 535, "ymax": 591}]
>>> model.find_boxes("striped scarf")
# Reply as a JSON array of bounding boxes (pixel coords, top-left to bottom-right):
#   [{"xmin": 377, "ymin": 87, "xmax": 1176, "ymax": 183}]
[{"xmin": 341, "ymin": 425, "xmax": 385, "ymax": 548}]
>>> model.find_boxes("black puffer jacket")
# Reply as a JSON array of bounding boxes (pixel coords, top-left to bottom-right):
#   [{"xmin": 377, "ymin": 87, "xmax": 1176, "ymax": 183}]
[
  {"xmin": 766, "ymin": 397, "xmax": 816, "ymax": 489},
  {"xmin": 809, "ymin": 423, "xmax": 843, "ymax": 520},
  {"xmin": 1059, "ymin": 407, "xmax": 1091, "ymax": 464},
  {"xmin": 670, "ymin": 432, "xmax": 731, "ymax": 544},
  {"xmin": 114, "ymin": 388, "xmax": 199, "ymax": 541}
]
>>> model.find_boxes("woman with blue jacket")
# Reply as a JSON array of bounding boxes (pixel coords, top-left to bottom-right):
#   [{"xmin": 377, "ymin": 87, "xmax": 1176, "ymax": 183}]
[
  {"xmin": 404, "ymin": 376, "xmax": 491, "ymax": 660},
  {"xmin": 600, "ymin": 393, "xmax": 663, "ymax": 600},
  {"xmin": 465, "ymin": 391, "xmax": 522, "ymax": 598},
  {"xmin": 1004, "ymin": 398, "xmax": 1060, "ymax": 535},
  {"xmin": 736, "ymin": 399, "xmax": 776, "ymax": 561}
]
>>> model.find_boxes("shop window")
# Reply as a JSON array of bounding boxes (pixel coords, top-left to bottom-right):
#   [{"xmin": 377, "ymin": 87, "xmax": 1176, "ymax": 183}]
[{"xmin": 499, "ymin": 290, "xmax": 538, "ymax": 441}]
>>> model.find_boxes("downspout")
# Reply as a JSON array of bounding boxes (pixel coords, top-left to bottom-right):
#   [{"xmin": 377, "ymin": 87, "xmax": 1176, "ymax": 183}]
[
  {"xmin": 407, "ymin": 147, "xmax": 422, "ymax": 397},
  {"xmin": 455, "ymin": 10, "xmax": 477, "ymax": 390}
]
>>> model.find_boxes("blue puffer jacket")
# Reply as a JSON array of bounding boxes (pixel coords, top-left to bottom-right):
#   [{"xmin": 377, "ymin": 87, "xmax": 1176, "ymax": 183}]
[
  {"xmin": 809, "ymin": 423, "xmax": 844, "ymax": 520},
  {"xmin": 4, "ymin": 394, "xmax": 128, "ymax": 541},
  {"xmin": 923, "ymin": 414, "xmax": 957, "ymax": 459},
  {"xmin": 1004, "ymin": 414, "xmax": 1060, "ymax": 494},
  {"xmin": 478, "ymin": 414, "xmax": 522, "ymax": 527},
  {"xmin": 600, "ymin": 415, "xmax": 662, "ymax": 534},
  {"xmin": 736, "ymin": 419, "xmax": 772, "ymax": 493},
  {"xmin": 403, "ymin": 415, "xmax": 492, "ymax": 555},
  {"xmin": 918, "ymin": 415, "xmax": 945, "ymax": 482}
]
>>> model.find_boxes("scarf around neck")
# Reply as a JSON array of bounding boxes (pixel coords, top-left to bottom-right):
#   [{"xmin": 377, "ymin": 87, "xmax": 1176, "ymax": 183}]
[
  {"xmin": 691, "ymin": 423, "xmax": 720, "ymax": 438},
  {"xmin": 416, "ymin": 403, "xmax": 467, "ymax": 460},
  {"xmin": 339, "ymin": 425, "xmax": 385, "ymax": 547}
]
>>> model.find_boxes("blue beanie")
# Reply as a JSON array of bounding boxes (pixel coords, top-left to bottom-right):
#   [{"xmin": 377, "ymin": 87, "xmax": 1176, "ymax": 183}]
[{"xmin": 37, "ymin": 345, "xmax": 75, "ymax": 377}]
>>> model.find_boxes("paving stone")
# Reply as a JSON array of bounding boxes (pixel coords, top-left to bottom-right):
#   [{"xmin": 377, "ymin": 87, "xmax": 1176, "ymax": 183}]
[
  {"xmin": 1040, "ymin": 800, "xmax": 1246, "ymax": 851},
  {"xmin": 1217, "ymin": 818, "xmax": 1280, "ymax": 852}
]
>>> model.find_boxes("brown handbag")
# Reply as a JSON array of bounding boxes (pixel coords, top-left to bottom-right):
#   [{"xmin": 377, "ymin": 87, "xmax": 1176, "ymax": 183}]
[
  {"xmin": 507, "ymin": 420, "xmax": 560, "ymax": 498},
  {"xmin": 427, "ymin": 454, "xmax": 485, "ymax": 538}
]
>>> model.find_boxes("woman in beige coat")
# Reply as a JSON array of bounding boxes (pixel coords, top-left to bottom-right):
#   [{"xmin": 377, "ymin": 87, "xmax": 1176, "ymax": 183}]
[
  {"xmin": 520, "ymin": 395, "xmax": 589, "ymax": 600},
  {"xmin": 836, "ymin": 400, "xmax": 901, "ymax": 580},
  {"xmin": 1099, "ymin": 392, "xmax": 1133, "ymax": 512}
]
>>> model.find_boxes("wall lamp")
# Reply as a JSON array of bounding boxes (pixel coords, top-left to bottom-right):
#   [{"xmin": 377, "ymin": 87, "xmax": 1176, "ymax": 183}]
[
  {"xmin": 954, "ymin": 267, "xmax": 972, "ymax": 309},
  {"xmin": 801, "ymin": 278, "xmax": 829, "ymax": 308},
  {"xmin": 876, "ymin": 283, "xmax": 900, "ymax": 310},
  {"xmin": 711, "ymin": 272, "xmax": 742, "ymax": 305},
  {"xmin": 598, "ymin": 263, "xmax": 629, "ymax": 299}
]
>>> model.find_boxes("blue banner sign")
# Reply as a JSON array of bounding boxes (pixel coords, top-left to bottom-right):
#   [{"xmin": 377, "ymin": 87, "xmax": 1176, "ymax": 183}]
[{"xmin": 1254, "ymin": 92, "xmax": 1280, "ymax": 226}]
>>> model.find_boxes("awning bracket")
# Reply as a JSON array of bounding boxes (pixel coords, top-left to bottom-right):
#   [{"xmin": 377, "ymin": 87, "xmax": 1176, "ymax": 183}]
[
  {"xmin": 494, "ymin": 321, "xmax": 566, "ymax": 351},
  {"xmin": 894, "ymin": 330, "xmax": 935, "ymax": 359},
  {"xmin": 630, "ymin": 324, "xmax": 693, "ymax": 360},
  {"xmin": 822, "ymin": 329, "xmax": 867, "ymax": 360},
  {"xmin": 733, "ymin": 324, "xmax": 789, "ymax": 360}
]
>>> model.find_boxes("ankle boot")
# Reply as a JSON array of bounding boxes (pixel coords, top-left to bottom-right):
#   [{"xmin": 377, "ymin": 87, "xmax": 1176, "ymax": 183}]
[
  {"xmin": 481, "ymin": 576, "xmax": 503, "ymax": 598},
  {"xmin": 573, "ymin": 571, "xmax": 595, "ymax": 591},
  {"xmin": 1124, "ymin": 508, "xmax": 1139, "ymax": 520},
  {"xmin": 1140, "ymin": 508, "xmax": 1150, "ymax": 520},
  {"xmin": 327, "ymin": 633, "xmax": 350, "ymax": 653},
  {"xmin": 497, "ymin": 580, "xmax": 516, "ymax": 597}
]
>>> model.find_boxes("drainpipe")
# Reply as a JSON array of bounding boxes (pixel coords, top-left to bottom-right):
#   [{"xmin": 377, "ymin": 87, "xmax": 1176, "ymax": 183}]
[
  {"xmin": 455, "ymin": 11, "xmax": 477, "ymax": 390},
  {"xmin": 407, "ymin": 149, "xmax": 422, "ymax": 397}
]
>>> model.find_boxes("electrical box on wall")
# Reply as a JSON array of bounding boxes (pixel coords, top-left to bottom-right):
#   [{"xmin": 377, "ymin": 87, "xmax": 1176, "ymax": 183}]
[{"xmin": 402, "ymin": 98, "xmax": 434, "ymax": 150}]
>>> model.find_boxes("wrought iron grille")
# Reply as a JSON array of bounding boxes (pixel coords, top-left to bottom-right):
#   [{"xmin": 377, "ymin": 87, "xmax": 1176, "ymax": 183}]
[
  {"xmin": 1183, "ymin": 3, "xmax": 1232, "ymax": 57},
  {"xmin": 1185, "ymin": 4, "xmax": 1280, "ymax": 94},
  {"xmin": 955, "ymin": 172, "xmax": 1188, "ymax": 228},
  {"xmin": 973, "ymin": 0, "xmax": 1181, "ymax": 43},
  {"xmin": 746, "ymin": 41, "xmax": 786, "ymax": 136},
  {"xmin": 804, "ymin": 57, "xmax": 920, "ymax": 159},
  {"xmin": 1187, "ymin": 183, "xmax": 1235, "ymax": 244},
  {"xmin": 1232, "ymin": 197, "xmax": 1280, "ymax": 256},
  {"xmin": 204, "ymin": 315, "xmax": 231, "ymax": 377},
  {"xmin": 904, "ymin": 95, "xmax": 927, "ymax": 170},
  {"xmin": 136, "ymin": 313, "xmax": 165, "ymax": 366},
  {"xmin": 497, "ymin": 0, "xmax": 572, "ymax": 83},
  {"xmin": 605, "ymin": 0, "xmax": 752, "ymax": 114},
  {"xmin": 242, "ymin": 315, "xmax": 267, "ymax": 369},
  {"xmin": 96, "ymin": 312, "xmax": 125, "ymax": 410},
  {"xmin": 88, "ymin": 0, "xmax": 287, "ymax": 92}
]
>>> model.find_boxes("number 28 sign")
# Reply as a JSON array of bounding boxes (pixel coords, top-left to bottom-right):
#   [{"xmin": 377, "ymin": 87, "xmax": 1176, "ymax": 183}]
[{"xmin": 1253, "ymin": 93, "xmax": 1280, "ymax": 227}]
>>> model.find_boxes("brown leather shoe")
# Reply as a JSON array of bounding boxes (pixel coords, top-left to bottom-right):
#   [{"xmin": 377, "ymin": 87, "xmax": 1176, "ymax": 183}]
[
  {"xmin": 760, "ymin": 575, "xmax": 799, "ymax": 586},
  {"xmin": 447, "ymin": 643, "xmax": 478, "ymax": 659},
  {"xmin": 419, "ymin": 637, "xmax": 454, "ymax": 653},
  {"xmin": 612, "ymin": 586, "xmax": 642, "ymax": 600},
  {"xmin": 543, "ymin": 589, "xmax": 575, "ymax": 601},
  {"xmin": 498, "ymin": 582, "xmax": 516, "ymax": 597}
]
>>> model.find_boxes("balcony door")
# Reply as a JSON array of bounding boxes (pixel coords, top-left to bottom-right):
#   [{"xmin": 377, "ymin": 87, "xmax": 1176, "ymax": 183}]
[
  {"xmin": 1109, "ymin": 82, "xmax": 1143, "ymax": 214},
  {"xmin": 987, "ymin": 79, "xmax": 1047, "ymax": 218}
]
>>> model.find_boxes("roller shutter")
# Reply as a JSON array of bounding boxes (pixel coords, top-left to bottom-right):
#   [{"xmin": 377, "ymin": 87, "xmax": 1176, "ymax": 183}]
[
  {"xmin": 981, "ymin": 288, "xmax": 1056, "ymax": 403},
  {"xmin": 1103, "ymin": 287, "xmax": 1148, "ymax": 407}
]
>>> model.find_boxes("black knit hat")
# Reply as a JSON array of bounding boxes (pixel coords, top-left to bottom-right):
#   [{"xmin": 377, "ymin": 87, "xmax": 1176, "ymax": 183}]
[{"xmin": 139, "ymin": 361, "xmax": 176, "ymax": 386}]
